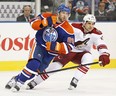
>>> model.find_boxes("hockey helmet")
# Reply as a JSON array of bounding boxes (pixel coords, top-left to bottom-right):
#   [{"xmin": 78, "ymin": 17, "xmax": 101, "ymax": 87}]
[
  {"xmin": 57, "ymin": 4, "xmax": 71, "ymax": 14},
  {"xmin": 83, "ymin": 14, "xmax": 96, "ymax": 23}
]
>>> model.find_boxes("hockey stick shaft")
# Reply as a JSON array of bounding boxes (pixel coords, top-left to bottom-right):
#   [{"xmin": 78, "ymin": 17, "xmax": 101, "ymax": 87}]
[{"xmin": 39, "ymin": 61, "xmax": 100, "ymax": 75}]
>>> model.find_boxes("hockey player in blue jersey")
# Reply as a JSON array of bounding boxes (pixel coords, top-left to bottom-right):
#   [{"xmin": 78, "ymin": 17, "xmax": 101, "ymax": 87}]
[{"xmin": 5, "ymin": 4, "xmax": 75, "ymax": 92}]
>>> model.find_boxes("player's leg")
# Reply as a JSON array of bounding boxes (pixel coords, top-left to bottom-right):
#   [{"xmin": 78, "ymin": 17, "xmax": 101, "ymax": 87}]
[
  {"xmin": 26, "ymin": 52, "xmax": 76, "ymax": 89},
  {"xmin": 5, "ymin": 58, "xmax": 41, "ymax": 92},
  {"xmin": 5, "ymin": 45, "xmax": 49, "ymax": 92},
  {"xmin": 26, "ymin": 61, "xmax": 63, "ymax": 89},
  {"xmin": 5, "ymin": 44, "xmax": 40, "ymax": 91},
  {"xmin": 68, "ymin": 52, "xmax": 93, "ymax": 90}
]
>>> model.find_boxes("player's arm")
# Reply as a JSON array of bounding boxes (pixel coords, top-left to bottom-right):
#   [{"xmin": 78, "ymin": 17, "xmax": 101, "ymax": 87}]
[
  {"xmin": 93, "ymin": 34, "xmax": 110, "ymax": 67},
  {"xmin": 46, "ymin": 33, "xmax": 74, "ymax": 55},
  {"xmin": 45, "ymin": 21, "xmax": 75, "ymax": 55},
  {"xmin": 46, "ymin": 41, "xmax": 74, "ymax": 55},
  {"xmin": 30, "ymin": 13, "xmax": 57, "ymax": 30}
]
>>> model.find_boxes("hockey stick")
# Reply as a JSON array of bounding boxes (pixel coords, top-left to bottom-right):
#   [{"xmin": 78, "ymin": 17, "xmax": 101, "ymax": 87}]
[{"xmin": 39, "ymin": 61, "xmax": 101, "ymax": 75}]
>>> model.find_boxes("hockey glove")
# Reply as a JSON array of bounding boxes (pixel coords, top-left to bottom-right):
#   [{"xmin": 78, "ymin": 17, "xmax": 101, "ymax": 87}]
[
  {"xmin": 41, "ymin": 16, "xmax": 57, "ymax": 27},
  {"xmin": 74, "ymin": 38, "xmax": 90, "ymax": 48},
  {"xmin": 46, "ymin": 42, "xmax": 70, "ymax": 54},
  {"xmin": 99, "ymin": 53, "xmax": 110, "ymax": 67},
  {"xmin": 46, "ymin": 42, "xmax": 61, "ymax": 54}
]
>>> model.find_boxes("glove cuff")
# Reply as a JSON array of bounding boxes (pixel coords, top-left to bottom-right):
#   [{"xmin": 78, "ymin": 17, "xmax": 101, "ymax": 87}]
[{"xmin": 101, "ymin": 52, "xmax": 110, "ymax": 56}]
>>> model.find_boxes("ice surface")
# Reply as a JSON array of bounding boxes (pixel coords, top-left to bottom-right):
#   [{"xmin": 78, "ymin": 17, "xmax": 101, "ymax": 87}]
[{"xmin": 0, "ymin": 69, "xmax": 116, "ymax": 96}]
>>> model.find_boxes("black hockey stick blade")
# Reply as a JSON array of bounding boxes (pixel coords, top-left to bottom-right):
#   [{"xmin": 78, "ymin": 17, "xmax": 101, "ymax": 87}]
[{"xmin": 39, "ymin": 61, "xmax": 101, "ymax": 75}]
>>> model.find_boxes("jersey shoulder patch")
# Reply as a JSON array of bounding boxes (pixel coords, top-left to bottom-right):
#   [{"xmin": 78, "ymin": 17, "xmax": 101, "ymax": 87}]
[
  {"xmin": 71, "ymin": 23, "xmax": 84, "ymax": 32},
  {"xmin": 60, "ymin": 21, "xmax": 74, "ymax": 35},
  {"xmin": 92, "ymin": 28, "xmax": 102, "ymax": 35}
]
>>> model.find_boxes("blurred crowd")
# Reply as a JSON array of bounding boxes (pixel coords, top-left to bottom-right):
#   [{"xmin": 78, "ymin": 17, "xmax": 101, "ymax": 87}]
[
  {"xmin": 68, "ymin": 0, "xmax": 116, "ymax": 21},
  {"xmin": 0, "ymin": 0, "xmax": 116, "ymax": 22}
]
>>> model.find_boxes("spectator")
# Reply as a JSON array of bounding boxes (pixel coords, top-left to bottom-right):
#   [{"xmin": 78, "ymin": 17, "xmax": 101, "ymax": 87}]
[
  {"xmin": 41, "ymin": 0, "xmax": 53, "ymax": 13},
  {"xmin": 41, "ymin": 5, "xmax": 52, "ymax": 13},
  {"xmin": 16, "ymin": 5, "xmax": 35, "ymax": 22},
  {"xmin": 67, "ymin": 0, "xmax": 75, "ymax": 21},
  {"xmin": 107, "ymin": 7, "xmax": 116, "ymax": 21},
  {"xmin": 100, "ymin": 0, "xmax": 115, "ymax": 12},
  {"xmin": 106, "ymin": 0, "xmax": 116, "ymax": 21},
  {"xmin": 95, "ymin": 2, "xmax": 109, "ymax": 21},
  {"xmin": 70, "ymin": 0, "xmax": 90, "ymax": 21}
]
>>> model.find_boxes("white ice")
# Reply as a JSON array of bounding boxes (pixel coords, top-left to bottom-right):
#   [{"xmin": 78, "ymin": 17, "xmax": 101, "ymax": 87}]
[{"xmin": 0, "ymin": 69, "xmax": 116, "ymax": 96}]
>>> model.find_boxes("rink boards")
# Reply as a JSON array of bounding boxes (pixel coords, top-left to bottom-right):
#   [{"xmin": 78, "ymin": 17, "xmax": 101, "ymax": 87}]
[
  {"xmin": 0, "ymin": 59, "xmax": 116, "ymax": 71},
  {"xmin": 0, "ymin": 23, "xmax": 116, "ymax": 71}
]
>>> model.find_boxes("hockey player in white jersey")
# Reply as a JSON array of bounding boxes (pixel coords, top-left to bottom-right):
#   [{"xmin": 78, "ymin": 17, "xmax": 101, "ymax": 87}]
[{"xmin": 25, "ymin": 14, "xmax": 110, "ymax": 90}]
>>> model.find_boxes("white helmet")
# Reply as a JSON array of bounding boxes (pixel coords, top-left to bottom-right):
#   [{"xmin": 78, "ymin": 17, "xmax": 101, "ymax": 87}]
[{"xmin": 83, "ymin": 14, "xmax": 96, "ymax": 23}]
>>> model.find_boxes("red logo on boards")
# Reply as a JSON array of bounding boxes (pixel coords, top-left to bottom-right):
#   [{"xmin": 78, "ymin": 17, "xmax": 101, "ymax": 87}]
[{"xmin": 0, "ymin": 35, "xmax": 35, "ymax": 51}]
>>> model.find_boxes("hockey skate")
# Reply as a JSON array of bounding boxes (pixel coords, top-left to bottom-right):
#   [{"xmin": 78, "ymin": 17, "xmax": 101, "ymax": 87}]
[
  {"xmin": 11, "ymin": 81, "xmax": 23, "ymax": 92},
  {"xmin": 5, "ymin": 76, "xmax": 16, "ymax": 89},
  {"xmin": 26, "ymin": 79, "xmax": 38, "ymax": 90},
  {"xmin": 68, "ymin": 77, "xmax": 78, "ymax": 90}
]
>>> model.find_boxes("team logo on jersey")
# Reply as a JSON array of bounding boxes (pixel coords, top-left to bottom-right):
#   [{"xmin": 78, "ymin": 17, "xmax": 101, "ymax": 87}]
[{"xmin": 43, "ymin": 27, "xmax": 58, "ymax": 42}]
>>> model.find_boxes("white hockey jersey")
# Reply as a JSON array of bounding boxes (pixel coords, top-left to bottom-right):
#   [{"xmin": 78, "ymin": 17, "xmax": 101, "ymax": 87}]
[{"xmin": 71, "ymin": 23, "xmax": 109, "ymax": 55}]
